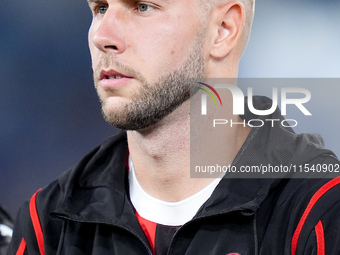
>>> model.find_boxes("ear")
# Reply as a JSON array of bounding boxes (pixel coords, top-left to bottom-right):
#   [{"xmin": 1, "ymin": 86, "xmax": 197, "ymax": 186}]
[{"xmin": 209, "ymin": 1, "xmax": 245, "ymax": 59}]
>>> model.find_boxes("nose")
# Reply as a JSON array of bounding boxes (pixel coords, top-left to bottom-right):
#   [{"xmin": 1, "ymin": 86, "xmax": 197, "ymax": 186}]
[{"xmin": 90, "ymin": 8, "xmax": 127, "ymax": 54}]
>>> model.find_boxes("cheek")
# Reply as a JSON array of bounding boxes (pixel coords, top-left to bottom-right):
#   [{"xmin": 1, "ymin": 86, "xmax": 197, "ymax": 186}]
[
  {"xmin": 88, "ymin": 22, "xmax": 95, "ymax": 49},
  {"xmin": 88, "ymin": 28, "xmax": 99, "ymax": 67},
  {"xmin": 134, "ymin": 20, "xmax": 198, "ymax": 72}
]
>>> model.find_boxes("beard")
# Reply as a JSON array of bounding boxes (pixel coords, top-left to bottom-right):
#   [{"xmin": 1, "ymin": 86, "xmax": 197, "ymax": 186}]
[{"xmin": 94, "ymin": 36, "xmax": 205, "ymax": 131}]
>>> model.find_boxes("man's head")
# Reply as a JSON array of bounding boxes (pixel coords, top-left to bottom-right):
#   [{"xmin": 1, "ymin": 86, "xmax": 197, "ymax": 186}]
[{"xmin": 88, "ymin": 0, "xmax": 254, "ymax": 130}]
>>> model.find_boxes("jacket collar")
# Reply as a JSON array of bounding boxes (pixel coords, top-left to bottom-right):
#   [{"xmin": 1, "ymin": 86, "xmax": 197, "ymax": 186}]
[
  {"xmin": 52, "ymin": 97, "xmax": 306, "ymax": 224},
  {"xmin": 51, "ymin": 131, "xmax": 131, "ymax": 225},
  {"xmin": 197, "ymin": 96, "xmax": 299, "ymax": 217}
]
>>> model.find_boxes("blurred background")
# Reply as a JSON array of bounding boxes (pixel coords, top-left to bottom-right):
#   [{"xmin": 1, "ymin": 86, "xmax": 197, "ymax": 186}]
[{"xmin": 1, "ymin": 0, "xmax": 339, "ymax": 218}]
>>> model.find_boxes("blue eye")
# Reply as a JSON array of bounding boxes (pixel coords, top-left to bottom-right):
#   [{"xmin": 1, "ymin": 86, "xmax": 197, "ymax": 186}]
[
  {"xmin": 98, "ymin": 6, "xmax": 108, "ymax": 14},
  {"xmin": 137, "ymin": 3, "xmax": 151, "ymax": 12}
]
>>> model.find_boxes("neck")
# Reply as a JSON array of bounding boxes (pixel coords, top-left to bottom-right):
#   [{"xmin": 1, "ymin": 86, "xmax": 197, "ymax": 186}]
[{"xmin": 127, "ymin": 93, "xmax": 251, "ymax": 202}]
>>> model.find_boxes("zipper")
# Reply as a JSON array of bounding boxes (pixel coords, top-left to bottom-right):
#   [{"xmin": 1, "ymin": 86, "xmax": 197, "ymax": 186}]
[{"xmin": 166, "ymin": 209, "xmax": 255, "ymax": 255}]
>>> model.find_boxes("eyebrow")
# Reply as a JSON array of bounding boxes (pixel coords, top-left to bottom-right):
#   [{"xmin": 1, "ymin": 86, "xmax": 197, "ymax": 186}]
[{"xmin": 87, "ymin": 0, "xmax": 107, "ymax": 5}]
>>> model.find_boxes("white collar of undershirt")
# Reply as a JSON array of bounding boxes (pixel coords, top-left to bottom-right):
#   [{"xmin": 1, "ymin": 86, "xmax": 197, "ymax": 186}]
[{"xmin": 128, "ymin": 156, "xmax": 222, "ymax": 226}]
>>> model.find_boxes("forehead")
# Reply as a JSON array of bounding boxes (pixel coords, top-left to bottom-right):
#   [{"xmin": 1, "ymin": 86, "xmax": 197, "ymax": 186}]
[
  {"xmin": 86, "ymin": 0, "xmax": 204, "ymax": 9},
  {"xmin": 86, "ymin": 0, "xmax": 206, "ymax": 28},
  {"xmin": 87, "ymin": 0, "xmax": 174, "ymax": 4},
  {"xmin": 87, "ymin": 0, "xmax": 108, "ymax": 5}
]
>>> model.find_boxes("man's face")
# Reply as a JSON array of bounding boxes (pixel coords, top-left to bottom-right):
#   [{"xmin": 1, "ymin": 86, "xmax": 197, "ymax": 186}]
[{"xmin": 88, "ymin": 0, "xmax": 206, "ymax": 130}]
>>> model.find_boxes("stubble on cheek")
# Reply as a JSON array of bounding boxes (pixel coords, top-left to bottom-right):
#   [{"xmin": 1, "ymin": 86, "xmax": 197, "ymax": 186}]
[
  {"xmin": 91, "ymin": 23, "xmax": 206, "ymax": 130},
  {"xmin": 95, "ymin": 83, "xmax": 132, "ymax": 125},
  {"xmin": 102, "ymin": 99, "xmax": 129, "ymax": 126}
]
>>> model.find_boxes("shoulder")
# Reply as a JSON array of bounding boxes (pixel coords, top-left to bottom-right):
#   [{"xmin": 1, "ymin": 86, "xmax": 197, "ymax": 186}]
[
  {"xmin": 8, "ymin": 131, "xmax": 128, "ymax": 254},
  {"xmin": 257, "ymin": 142, "xmax": 340, "ymax": 255},
  {"xmin": 35, "ymin": 130, "xmax": 128, "ymax": 214},
  {"xmin": 289, "ymin": 175, "xmax": 340, "ymax": 255},
  {"xmin": 275, "ymin": 175, "xmax": 340, "ymax": 255}
]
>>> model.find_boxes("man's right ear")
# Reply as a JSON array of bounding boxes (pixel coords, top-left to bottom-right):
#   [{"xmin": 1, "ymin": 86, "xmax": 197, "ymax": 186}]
[{"xmin": 209, "ymin": 0, "xmax": 245, "ymax": 59}]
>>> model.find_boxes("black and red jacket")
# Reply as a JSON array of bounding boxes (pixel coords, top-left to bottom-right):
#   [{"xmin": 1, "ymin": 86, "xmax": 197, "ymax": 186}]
[{"xmin": 8, "ymin": 97, "xmax": 340, "ymax": 255}]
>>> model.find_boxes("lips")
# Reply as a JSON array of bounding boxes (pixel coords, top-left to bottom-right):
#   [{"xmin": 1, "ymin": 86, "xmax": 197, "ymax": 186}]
[
  {"xmin": 99, "ymin": 69, "xmax": 134, "ymax": 88},
  {"xmin": 100, "ymin": 70, "xmax": 132, "ymax": 80}
]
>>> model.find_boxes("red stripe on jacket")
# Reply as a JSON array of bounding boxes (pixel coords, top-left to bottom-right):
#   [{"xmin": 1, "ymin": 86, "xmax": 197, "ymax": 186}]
[
  {"xmin": 291, "ymin": 177, "xmax": 340, "ymax": 255},
  {"xmin": 29, "ymin": 189, "xmax": 45, "ymax": 255}
]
